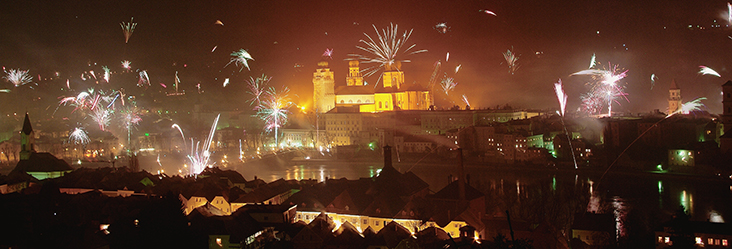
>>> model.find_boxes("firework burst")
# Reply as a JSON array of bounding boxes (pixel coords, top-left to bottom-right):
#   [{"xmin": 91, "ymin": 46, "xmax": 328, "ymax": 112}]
[
  {"xmin": 322, "ymin": 48, "xmax": 334, "ymax": 59},
  {"xmin": 91, "ymin": 106, "xmax": 111, "ymax": 131},
  {"xmin": 120, "ymin": 17, "xmax": 137, "ymax": 43},
  {"xmin": 138, "ymin": 70, "xmax": 150, "ymax": 86},
  {"xmin": 434, "ymin": 22, "xmax": 450, "ymax": 34},
  {"xmin": 503, "ymin": 48, "xmax": 520, "ymax": 74},
  {"xmin": 102, "ymin": 66, "xmax": 110, "ymax": 82},
  {"xmin": 226, "ymin": 49, "xmax": 254, "ymax": 71},
  {"xmin": 69, "ymin": 127, "xmax": 90, "ymax": 145},
  {"xmin": 246, "ymin": 74, "xmax": 271, "ymax": 105},
  {"xmin": 349, "ymin": 23, "xmax": 427, "ymax": 80},
  {"xmin": 121, "ymin": 60, "xmax": 132, "ymax": 70},
  {"xmin": 670, "ymin": 97, "xmax": 707, "ymax": 116},
  {"xmin": 255, "ymin": 86, "xmax": 292, "ymax": 146},
  {"xmin": 440, "ymin": 74, "xmax": 458, "ymax": 95},
  {"xmin": 573, "ymin": 62, "xmax": 629, "ymax": 116},
  {"xmin": 3, "ymin": 69, "xmax": 33, "ymax": 87}
]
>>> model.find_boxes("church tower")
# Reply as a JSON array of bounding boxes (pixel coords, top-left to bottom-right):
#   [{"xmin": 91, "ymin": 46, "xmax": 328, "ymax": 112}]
[
  {"xmin": 382, "ymin": 61, "xmax": 404, "ymax": 90},
  {"xmin": 346, "ymin": 61, "xmax": 364, "ymax": 86},
  {"xmin": 668, "ymin": 80, "xmax": 682, "ymax": 115},
  {"xmin": 19, "ymin": 113, "xmax": 35, "ymax": 160},
  {"xmin": 720, "ymin": 80, "xmax": 732, "ymax": 153},
  {"xmin": 313, "ymin": 61, "xmax": 335, "ymax": 113}
]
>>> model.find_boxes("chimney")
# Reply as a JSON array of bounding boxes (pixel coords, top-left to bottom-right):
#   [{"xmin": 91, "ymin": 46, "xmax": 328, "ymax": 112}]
[
  {"xmin": 383, "ymin": 145, "xmax": 392, "ymax": 168},
  {"xmin": 458, "ymin": 148, "xmax": 465, "ymax": 201}
]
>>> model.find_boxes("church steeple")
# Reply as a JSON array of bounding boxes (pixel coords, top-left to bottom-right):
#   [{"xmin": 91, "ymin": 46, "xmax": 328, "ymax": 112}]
[{"xmin": 19, "ymin": 113, "xmax": 35, "ymax": 160}]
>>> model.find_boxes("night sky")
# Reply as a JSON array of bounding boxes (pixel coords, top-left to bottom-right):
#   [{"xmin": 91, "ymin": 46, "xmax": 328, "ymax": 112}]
[{"xmin": 2, "ymin": 0, "xmax": 732, "ymax": 113}]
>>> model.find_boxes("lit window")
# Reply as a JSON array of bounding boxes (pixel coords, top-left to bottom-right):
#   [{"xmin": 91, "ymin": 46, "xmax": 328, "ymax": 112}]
[
  {"xmin": 665, "ymin": 237, "xmax": 671, "ymax": 244},
  {"xmin": 710, "ymin": 238, "xmax": 714, "ymax": 245},
  {"xmin": 723, "ymin": 239, "xmax": 728, "ymax": 246},
  {"xmin": 696, "ymin": 237, "xmax": 703, "ymax": 245}
]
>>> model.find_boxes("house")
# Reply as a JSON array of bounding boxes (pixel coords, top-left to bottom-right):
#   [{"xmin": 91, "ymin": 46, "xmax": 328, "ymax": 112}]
[{"xmin": 571, "ymin": 212, "xmax": 615, "ymax": 248}]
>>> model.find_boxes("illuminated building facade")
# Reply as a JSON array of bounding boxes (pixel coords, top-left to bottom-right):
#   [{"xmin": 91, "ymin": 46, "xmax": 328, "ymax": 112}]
[
  {"xmin": 315, "ymin": 61, "xmax": 432, "ymax": 113},
  {"xmin": 313, "ymin": 61, "xmax": 336, "ymax": 114}
]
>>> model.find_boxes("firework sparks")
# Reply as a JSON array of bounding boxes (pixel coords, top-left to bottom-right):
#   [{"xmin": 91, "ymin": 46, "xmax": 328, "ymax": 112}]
[
  {"xmin": 255, "ymin": 87, "xmax": 292, "ymax": 146},
  {"xmin": 226, "ymin": 49, "xmax": 254, "ymax": 71},
  {"xmin": 434, "ymin": 22, "xmax": 450, "ymax": 34},
  {"xmin": 215, "ymin": 20, "xmax": 224, "ymax": 26},
  {"xmin": 554, "ymin": 79, "xmax": 568, "ymax": 116},
  {"xmin": 91, "ymin": 106, "xmax": 111, "ymax": 131},
  {"xmin": 573, "ymin": 63, "xmax": 629, "ymax": 116},
  {"xmin": 223, "ymin": 78, "xmax": 230, "ymax": 87},
  {"xmin": 3, "ymin": 69, "xmax": 33, "ymax": 87},
  {"xmin": 455, "ymin": 64, "xmax": 461, "ymax": 74},
  {"xmin": 121, "ymin": 60, "xmax": 131, "ymax": 70},
  {"xmin": 349, "ymin": 23, "xmax": 427, "ymax": 81},
  {"xmin": 440, "ymin": 74, "xmax": 458, "ymax": 95},
  {"xmin": 698, "ymin": 66, "xmax": 721, "ymax": 77},
  {"xmin": 246, "ymin": 74, "xmax": 271, "ymax": 105},
  {"xmin": 480, "ymin": 9, "xmax": 497, "ymax": 16},
  {"xmin": 0, "ymin": 89, "xmax": 9, "ymax": 93},
  {"xmin": 138, "ymin": 70, "xmax": 150, "ymax": 86},
  {"xmin": 120, "ymin": 17, "xmax": 137, "ymax": 43},
  {"xmin": 172, "ymin": 114, "xmax": 220, "ymax": 176},
  {"xmin": 102, "ymin": 66, "xmax": 110, "ymax": 82},
  {"xmin": 446, "ymin": 52, "xmax": 449, "ymax": 62},
  {"xmin": 69, "ymin": 127, "xmax": 90, "ymax": 145},
  {"xmin": 503, "ymin": 48, "xmax": 520, "ymax": 74},
  {"xmin": 728, "ymin": 2, "xmax": 732, "ymax": 24},
  {"xmin": 322, "ymin": 48, "xmax": 333, "ymax": 59},
  {"xmin": 650, "ymin": 74, "xmax": 658, "ymax": 89},
  {"xmin": 670, "ymin": 97, "xmax": 706, "ymax": 116}
]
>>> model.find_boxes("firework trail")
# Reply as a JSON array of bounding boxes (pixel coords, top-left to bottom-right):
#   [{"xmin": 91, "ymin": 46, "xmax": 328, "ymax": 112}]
[
  {"xmin": 461, "ymin": 94, "xmax": 470, "ymax": 107},
  {"xmin": 554, "ymin": 79, "xmax": 568, "ymax": 116},
  {"xmin": 120, "ymin": 17, "xmax": 137, "ymax": 43},
  {"xmin": 3, "ymin": 69, "xmax": 33, "ymax": 87},
  {"xmin": 0, "ymin": 89, "xmax": 9, "ymax": 93},
  {"xmin": 601, "ymin": 97, "xmax": 707, "ymax": 182},
  {"xmin": 66, "ymin": 79, "xmax": 70, "ymax": 89},
  {"xmin": 137, "ymin": 70, "xmax": 150, "ymax": 86},
  {"xmin": 174, "ymin": 114, "xmax": 220, "ymax": 175},
  {"xmin": 246, "ymin": 74, "xmax": 271, "ymax": 105},
  {"xmin": 69, "ymin": 127, "xmax": 90, "ymax": 145},
  {"xmin": 650, "ymin": 74, "xmax": 658, "ymax": 89},
  {"xmin": 480, "ymin": 9, "xmax": 497, "ymax": 16},
  {"xmin": 225, "ymin": 49, "xmax": 254, "ymax": 71},
  {"xmin": 572, "ymin": 63, "xmax": 629, "ymax": 116},
  {"xmin": 728, "ymin": 2, "xmax": 732, "ymax": 24},
  {"xmin": 223, "ymin": 78, "xmax": 230, "ymax": 87},
  {"xmin": 91, "ymin": 106, "xmax": 111, "ymax": 131},
  {"xmin": 255, "ymin": 87, "xmax": 292, "ymax": 146},
  {"xmin": 589, "ymin": 53, "xmax": 597, "ymax": 69},
  {"xmin": 446, "ymin": 52, "xmax": 449, "ymax": 62},
  {"xmin": 427, "ymin": 61, "xmax": 442, "ymax": 89},
  {"xmin": 349, "ymin": 23, "xmax": 427, "ymax": 82},
  {"xmin": 215, "ymin": 20, "xmax": 224, "ymax": 26},
  {"xmin": 434, "ymin": 22, "xmax": 450, "ymax": 34},
  {"xmin": 121, "ymin": 60, "xmax": 132, "ymax": 70},
  {"xmin": 102, "ymin": 66, "xmax": 110, "ymax": 83},
  {"xmin": 698, "ymin": 66, "xmax": 721, "ymax": 77},
  {"xmin": 554, "ymin": 78, "xmax": 578, "ymax": 169},
  {"xmin": 455, "ymin": 64, "xmax": 461, "ymax": 74},
  {"xmin": 322, "ymin": 48, "xmax": 334, "ymax": 59},
  {"xmin": 503, "ymin": 48, "xmax": 520, "ymax": 74},
  {"xmin": 440, "ymin": 74, "xmax": 458, "ymax": 95},
  {"xmin": 211, "ymin": 46, "xmax": 217, "ymax": 53}
]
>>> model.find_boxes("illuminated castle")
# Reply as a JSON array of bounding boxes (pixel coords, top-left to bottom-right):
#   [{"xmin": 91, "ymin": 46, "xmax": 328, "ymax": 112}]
[{"xmin": 312, "ymin": 60, "xmax": 432, "ymax": 113}]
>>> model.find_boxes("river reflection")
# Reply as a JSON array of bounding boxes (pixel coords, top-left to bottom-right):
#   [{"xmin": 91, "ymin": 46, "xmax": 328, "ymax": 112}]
[{"xmin": 230, "ymin": 159, "xmax": 730, "ymax": 246}]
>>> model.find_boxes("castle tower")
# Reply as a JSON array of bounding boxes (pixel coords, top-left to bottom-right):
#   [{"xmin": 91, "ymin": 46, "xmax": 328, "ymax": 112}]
[
  {"xmin": 382, "ymin": 61, "xmax": 404, "ymax": 90},
  {"xmin": 313, "ymin": 61, "xmax": 335, "ymax": 113},
  {"xmin": 19, "ymin": 113, "xmax": 35, "ymax": 160},
  {"xmin": 668, "ymin": 80, "xmax": 682, "ymax": 115},
  {"xmin": 346, "ymin": 60, "xmax": 364, "ymax": 86}
]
